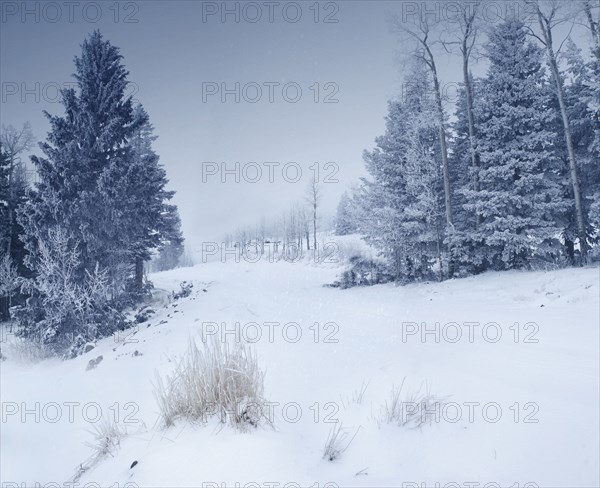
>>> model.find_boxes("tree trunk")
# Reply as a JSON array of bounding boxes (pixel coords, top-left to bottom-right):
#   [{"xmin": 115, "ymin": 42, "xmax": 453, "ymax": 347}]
[
  {"xmin": 313, "ymin": 202, "xmax": 317, "ymax": 251},
  {"xmin": 0, "ymin": 296, "xmax": 9, "ymax": 322},
  {"xmin": 432, "ymin": 72, "xmax": 453, "ymax": 227},
  {"xmin": 462, "ymin": 43, "xmax": 480, "ymax": 229},
  {"xmin": 6, "ymin": 156, "xmax": 15, "ymax": 258},
  {"xmin": 537, "ymin": 12, "xmax": 588, "ymax": 262},
  {"xmin": 427, "ymin": 50, "xmax": 454, "ymax": 278},
  {"xmin": 564, "ymin": 237, "xmax": 575, "ymax": 265},
  {"xmin": 584, "ymin": 0, "xmax": 600, "ymax": 63}
]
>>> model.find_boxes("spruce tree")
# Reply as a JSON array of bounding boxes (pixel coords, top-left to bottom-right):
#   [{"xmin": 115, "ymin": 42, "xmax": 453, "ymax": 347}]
[
  {"xmin": 21, "ymin": 30, "xmax": 144, "ymax": 277},
  {"xmin": 105, "ymin": 104, "xmax": 184, "ymax": 290},
  {"xmin": 17, "ymin": 31, "xmax": 180, "ymax": 353},
  {"xmin": 334, "ymin": 192, "xmax": 356, "ymax": 236},
  {"xmin": 361, "ymin": 66, "xmax": 445, "ymax": 281},
  {"xmin": 463, "ymin": 19, "xmax": 567, "ymax": 269},
  {"xmin": 449, "ymin": 79, "xmax": 493, "ymax": 274}
]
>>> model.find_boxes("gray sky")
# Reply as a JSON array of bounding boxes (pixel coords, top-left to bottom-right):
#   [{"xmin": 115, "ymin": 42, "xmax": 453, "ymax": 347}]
[{"xmin": 1, "ymin": 0, "xmax": 594, "ymax": 251}]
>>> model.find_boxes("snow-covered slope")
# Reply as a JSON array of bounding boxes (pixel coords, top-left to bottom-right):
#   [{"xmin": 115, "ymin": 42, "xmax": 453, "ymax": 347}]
[{"xmin": 1, "ymin": 261, "xmax": 599, "ymax": 487}]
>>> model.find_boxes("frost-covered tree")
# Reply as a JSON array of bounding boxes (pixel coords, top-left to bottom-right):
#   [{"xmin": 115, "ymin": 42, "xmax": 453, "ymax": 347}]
[
  {"xmin": 360, "ymin": 99, "xmax": 412, "ymax": 279},
  {"xmin": 440, "ymin": 1, "xmax": 482, "ymax": 217},
  {"xmin": 360, "ymin": 65, "xmax": 446, "ymax": 281},
  {"xmin": 0, "ymin": 144, "xmax": 10, "ymax": 255},
  {"xmin": 103, "ymin": 104, "xmax": 184, "ymax": 291},
  {"xmin": 17, "ymin": 31, "xmax": 179, "ymax": 352},
  {"xmin": 154, "ymin": 239, "xmax": 185, "ymax": 272},
  {"xmin": 17, "ymin": 227, "xmax": 118, "ymax": 355},
  {"xmin": 0, "ymin": 141, "xmax": 30, "ymax": 320},
  {"xmin": 0, "ymin": 145, "xmax": 12, "ymax": 320},
  {"xmin": 0, "ymin": 144, "xmax": 11, "ymax": 320},
  {"xmin": 20, "ymin": 30, "xmax": 144, "ymax": 276},
  {"xmin": 449, "ymin": 79, "xmax": 494, "ymax": 275},
  {"xmin": 334, "ymin": 191, "xmax": 356, "ymax": 235},
  {"xmin": 581, "ymin": 0, "xmax": 600, "ymax": 240},
  {"xmin": 392, "ymin": 15, "xmax": 455, "ymax": 278},
  {"xmin": 562, "ymin": 15, "xmax": 600, "ymax": 242},
  {"xmin": 0, "ymin": 123, "xmax": 35, "ymax": 262},
  {"xmin": 306, "ymin": 174, "xmax": 321, "ymax": 250},
  {"xmin": 450, "ymin": 79, "xmax": 481, "ymax": 229},
  {"xmin": 526, "ymin": 0, "xmax": 591, "ymax": 262},
  {"xmin": 550, "ymin": 40, "xmax": 596, "ymax": 259},
  {"xmin": 463, "ymin": 19, "xmax": 568, "ymax": 269}
]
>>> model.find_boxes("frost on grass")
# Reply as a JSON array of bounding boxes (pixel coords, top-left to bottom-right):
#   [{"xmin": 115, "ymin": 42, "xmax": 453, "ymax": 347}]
[
  {"xmin": 85, "ymin": 417, "xmax": 127, "ymax": 459},
  {"xmin": 154, "ymin": 336, "xmax": 269, "ymax": 431},
  {"xmin": 352, "ymin": 379, "xmax": 370, "ymax": 405},
  {"xmin": 380, "ymin": 378, "xmax": 445, "ymax": 429},
  {"xmin": 322, "ymin": 423, "xmax": 359, "ymax": 462},
  {"xmin": 3, "ymin": 336, "xmax": 50, "ymax": 363},
  {"xmin": 69, "ymin": 417, "xmax": 127, "ymax": 484},
  {"xmin": 339, "ymin": 379, "xmax": 370, "ymax": 409}
]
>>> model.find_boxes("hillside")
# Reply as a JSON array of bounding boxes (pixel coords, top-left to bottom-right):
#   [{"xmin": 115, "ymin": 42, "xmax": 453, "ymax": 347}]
[{"xmin": 1, "ymin": 260, "xmax": 599, "ymax": 487}]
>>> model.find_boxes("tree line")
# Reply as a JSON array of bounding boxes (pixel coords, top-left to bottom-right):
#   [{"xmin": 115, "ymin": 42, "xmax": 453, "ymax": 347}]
[
  {"xmin": 335, "ymin": 1, "xmax": 599, "ymax": 285},
  {"xmin": 223, "ymin": 173, "xmax": 326, "ymax": 259}
]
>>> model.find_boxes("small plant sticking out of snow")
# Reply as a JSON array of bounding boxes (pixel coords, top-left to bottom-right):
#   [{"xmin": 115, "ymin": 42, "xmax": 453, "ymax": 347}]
[
  {"xmin": 340, "ymin": 379, "xmax": 371, "ymax": 410},
  {"xmin": 69, "ymin": 417, "xmax": 128, "ymax": 484},
  {"xmin": 153, "ymin": 336, "xmax": 268, "ymax": 431},
  {"xmin": 352, "ymin": 379, "xmax": 370, "ymax": 405},
  {"xmin": 380, "ymin": 378, "xmax": 445, "ymax": 429},
  {"xmin": 85, "ymin": 417, "xmax": 127, "ymax": 459},
  {"xmin": 322, "ymin": 423, "xmax": 360, "ymax": 462}
]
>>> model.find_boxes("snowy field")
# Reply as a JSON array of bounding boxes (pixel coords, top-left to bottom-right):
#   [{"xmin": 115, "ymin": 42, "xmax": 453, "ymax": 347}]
[{"xmin": 1, "ymin": 259, "xmax": 598, "ymax": 487}]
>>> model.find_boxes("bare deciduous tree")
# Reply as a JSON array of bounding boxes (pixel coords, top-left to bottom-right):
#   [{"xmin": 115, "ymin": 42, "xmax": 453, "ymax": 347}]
[
  {"xmin": 526, "ymin": 0, "xmax": 589, "ymax": 262},
  {"xmin": 1, "ymin": 123, "xmax": 35, "ymax": 163},
  {"xmin": 306, "ymin": 173, "xmax": 321, "ymax": 251},
  {"xmin": 0, "ymin": 252, "xmax": 18, "ymax": 323},
  {"xmin": 1, "ymin": 123, "xmax": 35, "ymax": 257},
  {"xmin": 441, "ymin": 1, "xmax": 481, "ymax": 227},
  {"xmin": 581, "ymin": 0, "xmax": 600, "ymax": 62},
  {"xmin": 391, "ymin": 14, "xmax": 453, "ymax": 230}
]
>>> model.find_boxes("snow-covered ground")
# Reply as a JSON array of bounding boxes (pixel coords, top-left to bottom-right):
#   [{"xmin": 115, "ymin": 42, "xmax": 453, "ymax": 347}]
[{"xmin": 1, "ymin": 259, "xmax": 599, "ymax": 487}]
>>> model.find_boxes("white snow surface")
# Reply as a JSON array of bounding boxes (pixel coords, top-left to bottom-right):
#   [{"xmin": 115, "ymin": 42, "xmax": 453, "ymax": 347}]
[{"xmin": 1, "ymin": 259, "xmax": 599, "ymax": 487}]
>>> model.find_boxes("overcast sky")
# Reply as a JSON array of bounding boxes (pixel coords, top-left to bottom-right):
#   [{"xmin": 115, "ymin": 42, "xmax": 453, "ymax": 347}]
[{"xmin": 1, "ymin": 0, "xmax": 593, "ymax": 252}]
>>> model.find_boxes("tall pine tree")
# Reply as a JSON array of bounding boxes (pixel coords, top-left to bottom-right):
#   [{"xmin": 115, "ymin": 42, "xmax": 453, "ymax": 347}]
[
  {"xmin": 17, "ymin": 31, "xmax": 181, "ymax": 353},
  {"xmin": 463, "ymin": 19, "xmax": 568, "ymax": 269},
  {"xmin": 361, "ymin": 65, "xmax": 446, "ymax": 281},
  {"xmin": 334, "ymin": 191, "xmax": 357, "ymax": 236},
  {"xmin": 107, "ymin": 104, "xmax": 184, "ymax": 290}
]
